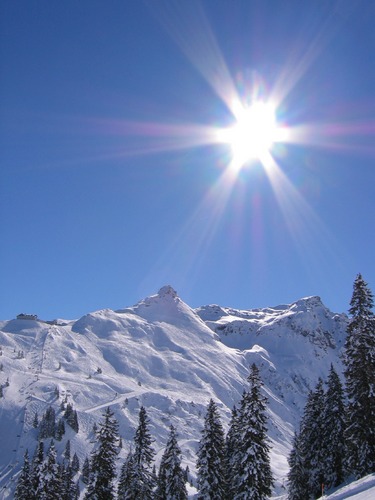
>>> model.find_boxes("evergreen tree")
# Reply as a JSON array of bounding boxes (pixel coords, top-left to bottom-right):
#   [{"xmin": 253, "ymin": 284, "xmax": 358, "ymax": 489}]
[
  {"xmin": 69, "ymin": 410, "xmax": 79, "ymax": 433},
  {"xmin": 344, "ymin": 273, "xmax": 375, "ymax": 477},
  {"xmin": 71, "ymin": 452, "xmax": 80, "ymax": 473},
  {"xmin": 322, "ymin": 365, "xmax": 346, "ymax": 489},
  {"xmin": 117, "ymin": 450, "xmax": 136, "ymax": 499},
  {"xmin": 157, "ymin": 425, "xmax": 187, "ymax": 500},
  {"xmin": 231, "ymin": 364, "xmax": 273, "ymax": 499},
  {"xmin": 64, "ymin": 403, "xmax": 74, "ymax": 421},
  {"xmin": 64, "ymin": 440, "xmax": 71, "ymax": 463},
  {"xmin": 300, "ymin": 379, "xmax": 326, "ymax": 498},
  {"xmin": 56, "ymin": 418, "xmax": 66, "ymax": 441},
  {"xmin": 38, "ymin": 440, "xmax": 61, "ymax": 499},
  {"xmin": 15, "ymin": 450, "xmax": 32, "ymax": 500},
  {"xmin": 226, "ymin": 404, "xmax": 240, "ymax": 497},
  {"xmin": 39, "ymin": 406, "xmax": 56, "ymax": 439},
  {"xmin": 61, "ymin": 462, "xmax": 77, "ymax": 500},
  {"xmin": 196, "ymin": 399, "xmax": 226, "ymax": 499},
  {"xmin": 82, "ymin": 456, "xmax": 90, "ymax": 485},
  {"xmin": 84, "ymin": 407, "xmax": 119, "ymax": 499},
  {"xmin": 287, "ymin": 431, "xmax": 309, "ymax": 500},
  {"xmin": 64, "ymin": 404, "xmax": 79, "ymax": 432},
  {"xmin": 31, "ymin": 440, "xmax": 45, "ymax": 497},
  {"xmin": 130, "ymin": 406, "xmax": 156, "ymax": 499}
]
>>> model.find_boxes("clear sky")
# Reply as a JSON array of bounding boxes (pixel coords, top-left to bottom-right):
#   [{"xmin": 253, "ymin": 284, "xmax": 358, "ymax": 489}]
[{"xmin": 1, "ymin": 0, "xmax": 375, "ymax": 320}]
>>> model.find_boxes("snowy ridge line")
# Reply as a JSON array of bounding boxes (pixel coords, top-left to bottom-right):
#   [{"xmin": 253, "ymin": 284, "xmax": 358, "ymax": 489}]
[
  {"xmin": 0, "ymin": 287, "xmax": 350, "ymax": 497},
  {"xmin": 319, "ymin": 474, "xmax": 375, "ymax": 500}
]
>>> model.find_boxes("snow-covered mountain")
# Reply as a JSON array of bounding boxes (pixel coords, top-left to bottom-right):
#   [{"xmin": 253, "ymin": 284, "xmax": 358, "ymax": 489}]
[{"xmin": 0, "ymin": 286, "xmax": 348, "ymax": 498}]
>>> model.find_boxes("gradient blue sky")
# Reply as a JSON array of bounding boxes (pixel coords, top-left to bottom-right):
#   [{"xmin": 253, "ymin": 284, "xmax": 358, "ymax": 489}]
[{"xmin": 1, "ymin": 0, "xmax": 375, "ymax": 320}]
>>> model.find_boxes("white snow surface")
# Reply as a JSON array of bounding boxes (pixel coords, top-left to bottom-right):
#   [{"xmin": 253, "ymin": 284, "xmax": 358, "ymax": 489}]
[
  {"xmin": 320, "ymin": 474, "xmax": 375, "ymax": 499},
  {"xmin": 0, "ymin": 286, "xmax": 356, "ymax": 498}
]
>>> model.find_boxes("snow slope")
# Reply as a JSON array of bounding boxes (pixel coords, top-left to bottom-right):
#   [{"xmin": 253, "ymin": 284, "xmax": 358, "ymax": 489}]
[
  {"xmin": 0, "ymin": 286, "xmax": 348, "ymax": 498},
  {"xmin": 321, "ymin": 474, "xmax": 375, "ymax": 499}
]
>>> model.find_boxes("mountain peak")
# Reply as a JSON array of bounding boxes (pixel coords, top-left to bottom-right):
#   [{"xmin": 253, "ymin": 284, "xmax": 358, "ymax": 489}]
[
  {"xmin": 157, "ymin": 285, "xmax": 178, "ymax": 299},
  {"xmin": 291, "ymin": 295, "xmax": 324, "ymax": 311}
]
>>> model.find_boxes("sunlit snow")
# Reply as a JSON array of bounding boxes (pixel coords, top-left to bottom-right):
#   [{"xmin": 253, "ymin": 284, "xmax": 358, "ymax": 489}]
[{"xmin": 0, "ymin": 286, "xmax": 357, "ymax": 498}]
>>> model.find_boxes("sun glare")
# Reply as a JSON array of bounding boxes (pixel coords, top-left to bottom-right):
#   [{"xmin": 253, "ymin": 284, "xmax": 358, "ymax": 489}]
[{"xmin": 217, "ymin": 101, "xmax": 285, "ymax": 169}]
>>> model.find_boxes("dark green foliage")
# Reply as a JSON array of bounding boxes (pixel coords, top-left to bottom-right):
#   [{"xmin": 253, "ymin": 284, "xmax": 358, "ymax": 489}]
[
  {"xmin": 64, "ymin": 440, "xmax": 71, "ymax": 463},
  {"xmin": 38, "ymin": 440, "xmax": 61, "ymax": 499},
  {"xmin": 64, "ymin": 403, "xmax": 79, "ymax": 433},
  {"xmin": 84, "ymin": 407, "xmax": 119, "ymax": 499},
  {"xmin": 226, "ymin": 404, "xmax": 240, "ymax": 496},
  {"xmin": 287, "ymin": 432, "xmax": 309, "ymax": 500},
  {"xmin": 322, "ymin": 365, "xmax": 346, "ymax": 488},
  {"xmin": 302, "ymin": 379, "xmax": 326, "ymax": 498},
  {"xmin": 130, "ymin": 406, "xmax": 156, "ymax": 499},
  {"xmin": 71, "ymin": 452, "xmax": 80, "ymax": 473},
  {"xmin": 61, "ymin": 462, "xmax": 77, "ymax": 500},
  {"xmin": 117, "ymin": 451, "xmax": 136, "ymax": 499},
  {"xmin": 230, "ymin": 364, "xmax": 273, "ymax": 499},
  {"xmin": 15, "ymin": 450, "xmax": 32, "ymax": 500},
  {"xmin": 82, "ymin": 456, "xmax": 90, "ymax": 485},
  {"xmin": 31, "ymin": 440, "xmax": 44, "ymax": 496},
  {"xmin": 64, "ymin": 403, "xmax": 74, "ymax": 420},
  {"xmin": 157, "ymin": 425, "xmax": 187, "ymax": 500},
  {"xmin": 344, "ymin": 274, "xmax": 375, "ymax": 478},
  {"xmin": 56, "ymin": 418, "xmax": 66, "ymax": 441},
  {"xmin": 288, "ymin": 369, "xmax": 347, "ymax": 499},
  {"xmin": 196, "ymin": 399, "xmax": 226, "ymax": 499},
  {"xmin": 289, "ymin": 380, "xmax": 326, "ymax": 499},
  {"xmin": 39, "ymin": 406, "xmax": 56, "ymax": 440}
]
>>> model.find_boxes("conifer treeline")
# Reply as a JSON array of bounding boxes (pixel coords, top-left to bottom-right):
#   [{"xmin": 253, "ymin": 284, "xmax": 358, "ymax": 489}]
[
  {"xmin": 14, "ymin": 273, "xmax": 374, "ymax": 499},
  {"xmin": 15, "ymin": 364, "xmax": 273, "ymax": 499},
  {"xmin": 288, "ymin": 273, "xmax": 375, "ymax": 499}
]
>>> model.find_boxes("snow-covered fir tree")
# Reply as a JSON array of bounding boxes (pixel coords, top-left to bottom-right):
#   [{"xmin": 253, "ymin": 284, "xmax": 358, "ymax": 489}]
[
  {"xmin": 64, "ymin": 404, "xmax": 79, "ymax": 432},
  {"xmin": 196, "ymin": 399, "xmax": 226, "ymax": 499},
  {"xmin": 39, "ymin": 406, "xmax": 56, "ymax": 440},
  {"xmin": 301, "ymin": 379, "xmax": 326, "ymax": 498},
  {"xmin": 130, "ymin": 406, "xmax": 156, "ymax": 499},
  {"xmin": 117, "ymin": 450, "xmax": 136, "ymax": 499},
  {"xmin": 64, "ymin": 439, "xmax": 71, "ymax": 463},
  {"xmin": 71, "ymin": 452, "xmax": 80, "ymax": 473},
  {"xmin": 322, "ymin": 364, "xmax": 346, "ymax": 489},
  {"xmin": 230, "ymin": 363, "xmax": 273, "ymax": 500},
  {"xmin": 30, "ymin": 440, "xmax": 45, "ymax": 497},
  {"xmin": 344, "ymin": 273, "xmax": 375, "ymax": 478},
  {"xmin": 14, "ymin": 449, "xmax": 32, "ymax": 500},
  {"xmin": 157, "ymin": 424, "xmax": 187, "ymax": 500},
  {"xmin": 85, "ymin": 406, "xmax": 119, "ymax": 499},
  {"xmin": 288, "ymin": 370, "xmax": 346, "ymax": 499},
  {"xmin": 38, "ymin": 440, "xmax": 61, "ymax": 499},
  {"xmin": 287, "ymin": 431, "xmax": 309, "ymax": 500},
  {"xmin": 56, "ymin": 418, "xmax": 66, "ymax": 441},
  {"xmin": 60, "ymin": 461, "xmax": 78, "ymax": 500},
  {"xmin": 226, "ymin": 404, "xmax": 240, "ymax": 496},
  {"xmin": 82, "ymin": 456, "xmax": 91, "ymax": 485}
]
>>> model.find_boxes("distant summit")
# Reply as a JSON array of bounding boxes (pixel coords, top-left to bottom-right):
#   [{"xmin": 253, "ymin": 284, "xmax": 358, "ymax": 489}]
[{"xmin": 157, "ymin": 285, "xmax": 178, "ymax": 299}]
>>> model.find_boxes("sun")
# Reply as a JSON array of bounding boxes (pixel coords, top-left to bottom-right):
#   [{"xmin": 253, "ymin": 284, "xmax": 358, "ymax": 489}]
[{"xmin": 217, "ymin": 101, "xmax": 284, "ymax": 169}]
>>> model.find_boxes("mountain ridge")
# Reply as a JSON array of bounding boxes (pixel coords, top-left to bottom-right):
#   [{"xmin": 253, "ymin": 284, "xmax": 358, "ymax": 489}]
[{"xmin": 0, "ymin": 286, "xmax": 348, "ymax": 498}]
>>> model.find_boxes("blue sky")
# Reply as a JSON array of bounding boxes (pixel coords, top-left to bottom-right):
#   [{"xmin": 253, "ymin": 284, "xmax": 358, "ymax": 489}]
[{"xmin": 1, "ymin": 0, "xmax": 374, "ymax": 320}]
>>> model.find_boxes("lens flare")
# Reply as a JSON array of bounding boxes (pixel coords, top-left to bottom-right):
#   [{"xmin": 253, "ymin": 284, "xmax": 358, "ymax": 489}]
[{"xmin": 215, "ymin": 101, "xmax": 289, "ymax": 172}]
